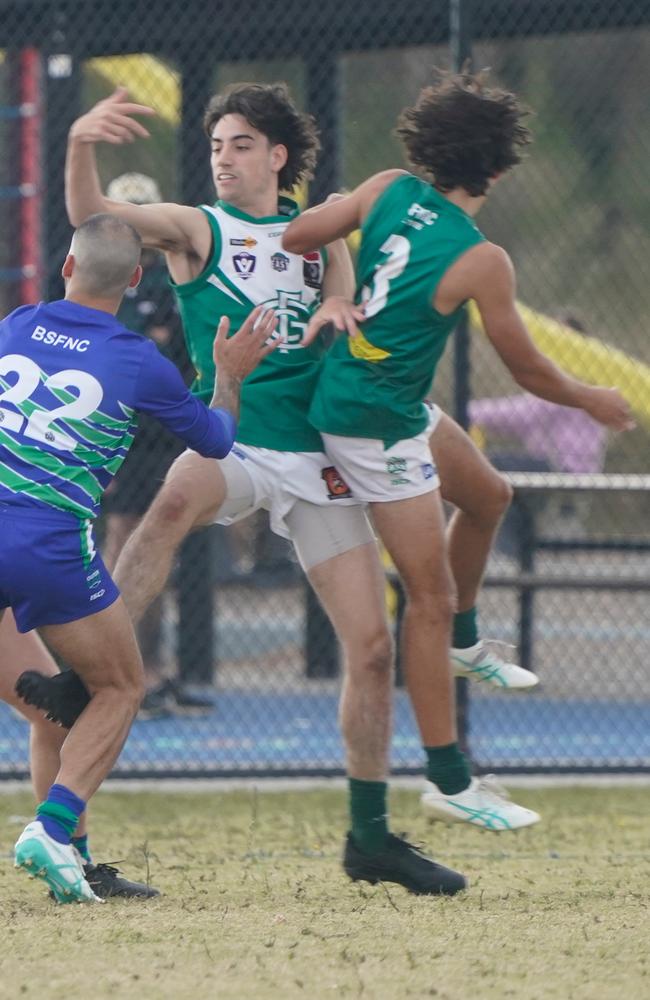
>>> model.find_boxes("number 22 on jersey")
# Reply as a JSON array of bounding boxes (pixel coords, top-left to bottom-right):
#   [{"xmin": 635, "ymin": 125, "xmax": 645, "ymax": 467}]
[{"xmin": 0, "ymin": 353, "xmax": 103, "ymax": 451}]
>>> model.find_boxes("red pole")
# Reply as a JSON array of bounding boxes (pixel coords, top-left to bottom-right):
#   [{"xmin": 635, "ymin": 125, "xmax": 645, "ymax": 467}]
[{"xmin": 19, "ymin": 48, "xmax": 42, "ymax": 305}]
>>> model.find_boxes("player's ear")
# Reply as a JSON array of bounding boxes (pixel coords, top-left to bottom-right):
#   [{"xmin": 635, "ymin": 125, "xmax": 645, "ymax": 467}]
[
  {"xmin": 128, "ymin": 263, "xmax": 143, "ymax": 289},
  {"xmin": 270, "ymin": 143, "xmax": 288, "ymax": 176},
  {"xmin": 61, "ymin": 254, "xmax": 75, "ymax": 280}
]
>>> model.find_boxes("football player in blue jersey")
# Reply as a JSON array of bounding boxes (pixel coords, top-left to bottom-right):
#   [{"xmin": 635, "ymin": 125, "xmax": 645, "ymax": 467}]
[{"xmin": 1, "ymin": 213, "xmax": 277, "ymax": 903}]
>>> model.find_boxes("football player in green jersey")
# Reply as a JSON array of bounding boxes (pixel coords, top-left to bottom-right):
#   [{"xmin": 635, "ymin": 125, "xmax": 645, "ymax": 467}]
[
  {"xmin": 52, "ymin": 82, "xmax": 469, "ymax": 894},
  {"xmin": 284, "ymin": 69, "xmax": 633, "ymax": 828}
]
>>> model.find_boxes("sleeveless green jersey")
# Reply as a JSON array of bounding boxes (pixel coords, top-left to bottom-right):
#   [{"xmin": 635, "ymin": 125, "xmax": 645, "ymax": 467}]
[
  {"xmin": 309, "ymin": 174, "xmax": 485, "ymax": 446},
  {"xmin": 174, "ymin": 197, "xmax": 327, "ymax": 452}
]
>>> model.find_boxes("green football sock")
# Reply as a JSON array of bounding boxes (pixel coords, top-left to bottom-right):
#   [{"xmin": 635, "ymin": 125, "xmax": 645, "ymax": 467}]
[
  {"xmin": 452, "ymin": 606, "xmax": 479, "ymax": 649},
  {"xmin": 425, "ymin": 743, "xmax": 471, "ymax": 795},
  {"xmin": 349, "ymin": 778, "xmax": 389, "ymax": 855}
]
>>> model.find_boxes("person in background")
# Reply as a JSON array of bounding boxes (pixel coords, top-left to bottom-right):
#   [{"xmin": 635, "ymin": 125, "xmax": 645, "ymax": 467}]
[{"xmin": 102, "ymin": 173, "xmax": 213, "ymax": 718}]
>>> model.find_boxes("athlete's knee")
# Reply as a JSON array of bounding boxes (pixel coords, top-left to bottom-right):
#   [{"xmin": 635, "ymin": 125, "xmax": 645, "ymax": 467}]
[
  {"xmin": 485, "ymin": 472, "xmax": 513, "ymax": 518},
  {"xmin": 346, "ymin": 627, "xmax": 394, "ymax": 683},
  {"xmin": 147, "ymin": 479, "xmax": 201, "ymax": 534},
  {"xmin": 406, "ymin": 577, "xmax": 456, "ymax": 630},
  {"xmin": 85, "ymin": 655, "xmax": 145, "ymax": 711}
]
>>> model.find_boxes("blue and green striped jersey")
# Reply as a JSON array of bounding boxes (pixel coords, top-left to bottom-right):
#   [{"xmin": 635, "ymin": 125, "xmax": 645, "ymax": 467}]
[{"xmin": 0, "ymin": 298, "xmax": 236, "ymax": 519}]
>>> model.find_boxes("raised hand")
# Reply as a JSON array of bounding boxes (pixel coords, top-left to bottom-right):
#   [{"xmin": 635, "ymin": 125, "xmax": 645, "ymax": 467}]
[
  {"xmin": 212, "ymin": 306, "xmax": 281, "ymax": 381},
  {"xmin": 69, "ymin": 87, "xmax": 155, "ymax": 145}
]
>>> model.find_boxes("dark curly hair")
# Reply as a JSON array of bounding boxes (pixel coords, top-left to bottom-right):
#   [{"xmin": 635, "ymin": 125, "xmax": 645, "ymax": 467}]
[
  {"xmin": 203, "ymin": 82, "xmax": 320, "ymax": 192},
  {"xmin": 396, "ymin": 69, "xmax": 532, "ymax": 196}
]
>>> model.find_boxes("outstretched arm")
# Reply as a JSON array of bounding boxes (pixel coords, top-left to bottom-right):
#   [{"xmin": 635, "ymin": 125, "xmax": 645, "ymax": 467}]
[
  {"xmin": 65, "ymin": 87, "xmax": 207, "ymax": 257},
  {"xmin": 136, "ymin": 307, "xmax": 279, "ymax": 457},
  {"xmin": 282, "ymin": 170, "xmax": 406, "ymax": 254},
  {"xmin": 464, "ymin": 243, "xmax": 635, "ymax": 431}
]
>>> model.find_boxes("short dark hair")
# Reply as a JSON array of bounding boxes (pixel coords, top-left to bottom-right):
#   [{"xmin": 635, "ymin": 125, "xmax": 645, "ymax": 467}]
[
  {"xmin": 203, "ymin": 82, "xmax": 320, "ymax": 192},
  {"xmin": 396, "ymin": 69, "xmax": 532, "ymax": 197},
  {"xmin": 71, "ymin": 214, "xmax": 141, "ymax": 296}
]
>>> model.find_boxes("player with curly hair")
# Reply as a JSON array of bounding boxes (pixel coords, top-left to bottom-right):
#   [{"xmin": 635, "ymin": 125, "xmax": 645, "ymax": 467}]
[{"xmin": 283, "ymin": 69, "xmax": 632, "ymax": 828}]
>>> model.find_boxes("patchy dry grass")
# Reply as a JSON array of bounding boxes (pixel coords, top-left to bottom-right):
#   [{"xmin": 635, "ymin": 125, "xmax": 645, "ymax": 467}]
[{"xmin": 0, "ymin": 786, "xmax": 648, "ymax": 1000}]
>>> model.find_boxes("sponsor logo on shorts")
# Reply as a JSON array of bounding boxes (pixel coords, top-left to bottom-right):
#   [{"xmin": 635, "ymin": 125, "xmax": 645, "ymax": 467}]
[
  {"xmin": 421, "ymin": 462, "xmax": 436, "ymax": 480},
  {"xmin": 232, "ymin": 251, "xmax": 256, "ymax": 279},
  {"xmin": 271, "ymin": 251, "xmax": 290, "ymax": 273},
  {"xmin": 231, "ymin": 445, "xmax": 247, "ymax": 460},
  {"xmin": 386, "ymin": 456, "xmax": 410, "ymax": 486},
  {"xmin": 229, "ymin": 236, "xmax": 257, "ymax": 248},
  {"xmin": 90, "ymin": 588, "xmax": 106, "ymax": 601},
  {"xmin": 86, "ymin": 569, "xmax": 102, "ymax": 590},
  {"xmin": 321, "ymin": 465, "xmax": 352, "ymax": 499}
]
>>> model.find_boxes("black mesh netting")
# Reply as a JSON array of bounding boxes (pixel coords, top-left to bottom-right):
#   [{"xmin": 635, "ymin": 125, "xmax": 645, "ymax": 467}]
[{"xmin": 1, "ymin": 0, "xmax": 649, "ymax": 775}]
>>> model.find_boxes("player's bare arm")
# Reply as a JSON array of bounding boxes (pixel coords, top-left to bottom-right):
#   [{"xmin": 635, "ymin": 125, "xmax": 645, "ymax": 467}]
[
  {"xmin": 442, "ymin": 242, "xmax": 635, "ymax": 432},
  {"xmin": 282, "ymin": 170, "xmax": 407, "ymax": 254},
  {"xmin": 66, "ymin": 87, "xmax": 212, "ymax": 278}
]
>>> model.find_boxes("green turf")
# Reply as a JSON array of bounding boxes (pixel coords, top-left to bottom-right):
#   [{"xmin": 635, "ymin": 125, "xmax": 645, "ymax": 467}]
[{"xmin": 1, "ymin": 786, "xmax": 648, "ymax": 999}]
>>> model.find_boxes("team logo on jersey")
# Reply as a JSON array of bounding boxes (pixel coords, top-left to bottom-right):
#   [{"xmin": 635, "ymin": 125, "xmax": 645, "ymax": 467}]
[
  {"xmin": 232, "ymin": 251, "xmax": 256, "ymax": 279},
  {"xmin": 258, "ymin": 290, "xmax": 313, "ymax": 352},
  {"xmin": 271, "ymin": 252, "xmax": 290, "ymax": 273},
  {"xmin": 303, "ymin": 251, "xmax": 321, "ymax": 289},
  {"xmin": 321, "ymin": 465, "xmax": 352, "ymax": 499},
  {"xmin": 230, "ymin": 236, "xmax": 258, "ymax": 248}
]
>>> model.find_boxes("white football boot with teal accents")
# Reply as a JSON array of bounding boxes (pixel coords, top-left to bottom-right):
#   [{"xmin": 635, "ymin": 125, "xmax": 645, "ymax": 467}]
[
  {"xmin": 452, "ymin": 640, "xmax": 539, "ymax": 690},
  {"xmin": 421, "ymin": 775, "xmax": 541, "ymax": 830},
  {"xmin": 15, "ymin": 821, "xmax": 103, "ymax": 903}
]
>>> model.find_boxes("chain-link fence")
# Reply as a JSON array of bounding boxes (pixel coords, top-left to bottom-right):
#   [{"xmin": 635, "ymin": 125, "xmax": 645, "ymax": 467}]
[{"xmin": 1, "ymin": 0, "xmax": 650, "ymax": 776}]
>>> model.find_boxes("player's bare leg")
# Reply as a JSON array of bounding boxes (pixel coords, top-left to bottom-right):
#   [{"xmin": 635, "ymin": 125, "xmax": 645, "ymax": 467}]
[
  {"xmin": 431, "ymin": 413, "xmax": 511, "ymax": 611},
  {"xmin": 370, "ymin": 493, "xmax": 539, "ymax": 831},
  {"xmin": 114, "ymin": 450, "xmax": 228, "ymax": 624},
  {"xmin": 0, "ymin": 612, "xmax": 70, "ymax": 806},
  {"xmin": 306, "ymin": 538, "xmax": 465, "ymax": 895},
  {"xmin": 102, "ymin": 512, "xmax": 139, "ymax": 574},
  {"xmin": 3, "ymin": 613, "xmax": 160, "ymax": 899},
  {"xmin": 36, "ymin": 599, "xmax": 144, "ymax": 799},
  {"xmin": 308, "ymin": 542, "xmax": 394, "ymax": 782},
  {"xmin": 14, "ymin": 599, "xmax": 145, "ymax": 902},
  {"xmin": 431, "ymin": 414, "xmax": 538, "ymax": 690},
  {"xmin": 371, "ymin": 492, "xmax": 457, "ymax": 748}
]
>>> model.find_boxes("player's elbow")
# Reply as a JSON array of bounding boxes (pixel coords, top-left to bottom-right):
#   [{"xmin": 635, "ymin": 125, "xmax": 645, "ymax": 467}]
[{"xmin": 282, "ymin": 227, "xmax": 309, "ymax": 255}]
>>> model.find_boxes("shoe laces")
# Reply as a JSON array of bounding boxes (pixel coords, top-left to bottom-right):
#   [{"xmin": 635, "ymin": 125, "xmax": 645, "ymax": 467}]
[
  {"xmin": 478, "ymin": 640, "xmax": 516, "ymax": 665},
  {"xmin": 475, "ymin": 774, "xmax": 511, "ymax": 801},
  {"xmin": 389, "ymin": 832, "xmax": 428, "ymax": 857},
  {"xmin": 87, "ymin": 862, "xmax": 123, "ymax": 877}
]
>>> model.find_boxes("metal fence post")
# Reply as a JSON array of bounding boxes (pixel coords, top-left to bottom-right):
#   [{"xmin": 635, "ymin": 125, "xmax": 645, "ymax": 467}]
[
  {"xmin": 176, "ymin": 51, "xmax": 218, "ymax": 685},
  {"xmin": 43, "ymin": 15, "xmax": 80, "ymax": 300},
  {"xmin": 303, "ymin": 43, "xmax": 342, "ymax": 678},
  {"xmin": 450, "ymin": 0, "xmax": 473, "ymax": 754}
]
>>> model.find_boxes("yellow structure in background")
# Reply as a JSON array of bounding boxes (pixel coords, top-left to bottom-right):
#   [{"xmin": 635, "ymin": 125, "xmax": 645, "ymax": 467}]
[
  {"xmin": 93, "ymin": 55, "xmax": 180, "ymax": 123},
  {"xmin": 467, "ymin": 301, "xmax": 650, "ymax": 429}
]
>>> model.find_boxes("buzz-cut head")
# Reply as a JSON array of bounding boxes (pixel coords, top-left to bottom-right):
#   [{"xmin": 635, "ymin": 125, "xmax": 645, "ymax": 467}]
[{"xmin": 68, "ymin": 214, "xmax": 142, "ymax": 297}]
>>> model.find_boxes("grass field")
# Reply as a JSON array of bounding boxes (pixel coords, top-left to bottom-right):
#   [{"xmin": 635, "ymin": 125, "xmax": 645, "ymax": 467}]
[{"xmin": 0, "ymin": 785, "xmax": 648, "ymax": 999}]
